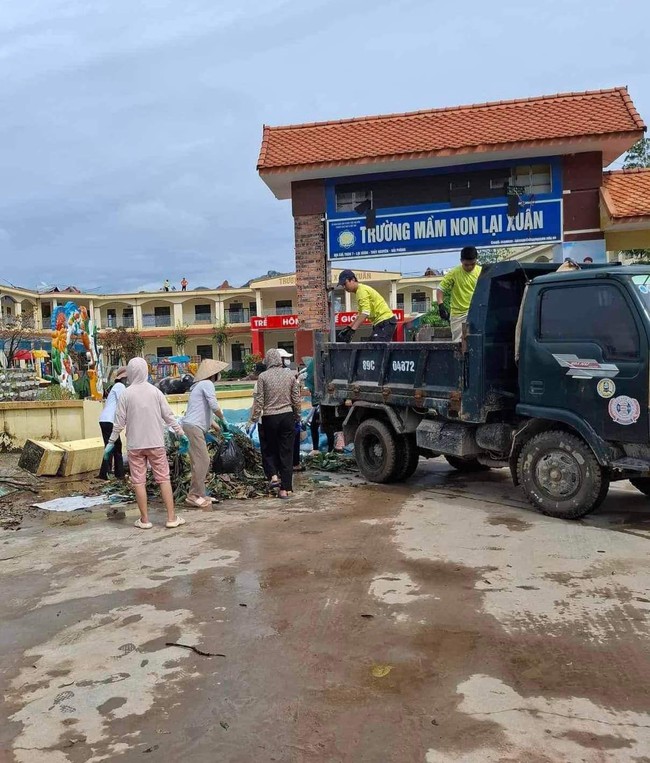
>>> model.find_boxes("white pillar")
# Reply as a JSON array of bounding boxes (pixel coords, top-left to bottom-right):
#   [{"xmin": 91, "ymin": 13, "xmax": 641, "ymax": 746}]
[
  {"xmin": 93, "ymin": 307, "xmax": 102, "ymax": 328},
  {"xmin": 33, "ymin": 300, "xmax": 42, "ymax": 330},
  {"xmin": 345, "ymin": 290, "xmax": 352, "ymax": 312},
  {"xmin": 390, "ymin": 281, "xmax": 397, "ymax": 310},
  {"xmin": 173, "ymin": 302, "xmax": 183, "ymax": 326},
  {"xmin": 134, "ymin": 304, "xmax": 143, "ymax": 330},
  {"xmin": 215, "ymin": 298, "xmax": 225, "ymax": 324},
  {"xmin": 255, "ymin": 289, "xmax": 263, "ymax": 316},
  {"xmin": 14, "ymin": 300, "xmax": 22, "ymax": 317}
]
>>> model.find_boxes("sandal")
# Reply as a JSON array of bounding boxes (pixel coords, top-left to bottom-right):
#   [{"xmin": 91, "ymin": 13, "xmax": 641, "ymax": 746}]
[
  {"xmin": 278, "ymin": 491, "xmax": 290, "ymax": 500},
  {"xmin": 134, "ymin": 519, "xmax": 153, "ymax": 530},
  {"xmin": 166, "ymin": 516, "xmax": 186, "ymax": 529},
  {"xmin": 185, "ymin": 496, "xmax": 211, "ymax": 508}
]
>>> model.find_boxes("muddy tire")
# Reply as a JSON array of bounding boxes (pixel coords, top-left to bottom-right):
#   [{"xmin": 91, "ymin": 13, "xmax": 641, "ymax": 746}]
[
  {"xmin": 630, "ymin": 478, "xmax": 650, "ymax": 497},
  {"xmin": 354, "ymin": 418, "xmax": 399, "ymax": 483},
  {"xmin": 444, "ymin": 455, "xmax": 489, "ymax": 472},
  {"xmin": 390, "ymin": 434, "xmax": 420, "ymax": 482},
  {"xmin": 517, "ymin": 430, "xmax": 608, "ymax": 519}
]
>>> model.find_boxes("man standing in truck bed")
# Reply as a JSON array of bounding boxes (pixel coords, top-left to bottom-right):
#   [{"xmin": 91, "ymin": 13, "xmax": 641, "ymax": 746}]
[
  {"xmin": 436, "ymin": 246, "xmax": 482, "ymax": 342},
  {"xmin": 337, "ymin": 270, "xmax": 397, "ymax": 342}
]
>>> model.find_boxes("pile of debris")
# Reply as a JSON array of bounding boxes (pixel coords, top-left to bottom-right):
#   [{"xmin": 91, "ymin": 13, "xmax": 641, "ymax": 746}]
[
  {"xmin": 105, "ymin": 430, "xmax": 270, "ymax": 505},
  {"xmin": 0, "ymin": 468, "xmax": 41, "ymax": 530},
  {"xmin": 304, "ymin": 452, "xmax": 358, "ymax": 473}
]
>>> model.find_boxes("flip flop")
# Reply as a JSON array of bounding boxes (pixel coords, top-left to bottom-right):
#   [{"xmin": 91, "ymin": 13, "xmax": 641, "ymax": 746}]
[
  {"xmin": 185, "ymin": 496, "xmax": 211, "ymax": 508},
  {"xmin": 166, "ymin": 516, "xmax": 186, "ymax": 529}
]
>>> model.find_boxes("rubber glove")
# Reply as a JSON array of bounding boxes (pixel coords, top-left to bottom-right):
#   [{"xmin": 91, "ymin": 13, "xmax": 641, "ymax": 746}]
[
  {"xmin": 338, "ymin": 326, "xmax": 355, "ymax": 344},
  {"xmin": 438, "ymin": 303, "xmax": 450, "ymax": 322},
  {"xmin": 178, "ymin": 434, "xmax": 190, "ymax": 454},
  {"xmin": 103, "ymin": 442, "xmax": 114, "ymax": 461}
]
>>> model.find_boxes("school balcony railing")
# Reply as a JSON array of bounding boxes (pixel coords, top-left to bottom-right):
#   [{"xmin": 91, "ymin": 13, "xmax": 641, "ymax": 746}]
[
  {"xmin": 142, "ymin": 314, "xmax": 172, "ymax": 328},
  {"xmin": 225, "ymin": 308, "xmax": 252, "ymax": 324}
]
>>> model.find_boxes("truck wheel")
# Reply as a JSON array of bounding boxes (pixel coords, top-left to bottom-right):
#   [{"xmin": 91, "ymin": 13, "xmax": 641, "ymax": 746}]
[
  {"xmin": 517, "ymin": 430, "xmax": 608, "ymax": 519},
  {"xmin": 444, "ymin": 455, "xmax": 489, "ymax": 472},
  {"xmin": 354, "ymin": 418, "xmax": 399, "ymax": 483},
  {"xmin": 390, "ymin": 434, "xmax": 420, "ymax": 482},
  {"xmin": 630, "ymin": 478, "xmax": 650, "ymax": 497}
]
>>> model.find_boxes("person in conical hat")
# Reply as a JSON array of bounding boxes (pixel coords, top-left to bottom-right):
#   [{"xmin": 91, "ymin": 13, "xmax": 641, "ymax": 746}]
[{"xmin": 182, "ymin": 358, "xmax": 229, "ymax": 508}]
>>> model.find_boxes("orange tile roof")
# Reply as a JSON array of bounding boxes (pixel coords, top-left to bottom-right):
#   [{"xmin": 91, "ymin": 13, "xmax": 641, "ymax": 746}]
[
  {"xmin": 258, "ymin": 87, "xmax": 645, "ymax": 173},
  {"xmin": 602, "ymin": 168, "xmax": 650, "ymax": 221}
]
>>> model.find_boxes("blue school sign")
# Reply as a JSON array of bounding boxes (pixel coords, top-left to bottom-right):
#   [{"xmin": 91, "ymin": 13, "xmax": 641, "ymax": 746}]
[
  {"xmin": 326, "ymin": 159, "xmax": 564, "ymax": 260},
  {"xmin": 327, "ymin": 198, "xmax": 562, "ymax": 260}
]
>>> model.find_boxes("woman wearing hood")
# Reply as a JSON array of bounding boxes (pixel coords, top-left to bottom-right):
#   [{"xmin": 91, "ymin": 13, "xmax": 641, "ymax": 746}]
[
  {"xmin": 250, "ymin": 348, "xmax": 301, "ymax": 498},
  {"xmin": 104, "ymin": 357, "xmax": 188, "ymax": 529}
]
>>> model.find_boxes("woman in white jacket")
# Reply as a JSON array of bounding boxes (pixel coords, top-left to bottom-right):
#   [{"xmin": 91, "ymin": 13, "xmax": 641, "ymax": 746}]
[{"xmin": 98, "ymin": 367, "xmax": 127, "ymax": 480}]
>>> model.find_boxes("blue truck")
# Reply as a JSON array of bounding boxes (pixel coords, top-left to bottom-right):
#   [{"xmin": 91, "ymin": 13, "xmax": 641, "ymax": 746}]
[{"xmin": 315, "ymin": 261, "xmax": 650, "ymax": 519}]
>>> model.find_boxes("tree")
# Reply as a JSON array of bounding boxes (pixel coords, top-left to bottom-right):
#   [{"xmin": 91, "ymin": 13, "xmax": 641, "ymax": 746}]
[
  {"xmin": 212, "ymin": 321, "xmax": 231, "ymax": 362},
  {"xmin": 243, "ymin": 353, "xmax": 263, "ymax": 376},
  {"xmin": 0, "ymin": 310, "xmax": 35, "ymax": 367},
  {"xmin": 100, "ymin": 327, "xmax": 145, "ymax": 364},
  {"xmin": 170, "ymin": 324, "xmax": 189, "ymax": 354},
  {"xmin": 623, "ymin": 138, "xmax": 650, "ymax": 169}
]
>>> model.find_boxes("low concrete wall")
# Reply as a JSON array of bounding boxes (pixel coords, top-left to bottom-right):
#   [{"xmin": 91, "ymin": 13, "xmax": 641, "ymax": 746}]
[
  {"xmin": 0, "ymin": 400, "xmax": 103, "ymax": 449},
  {"xmin": 0, "ymin": 390, "xmax": 255, "ymax": 449}
]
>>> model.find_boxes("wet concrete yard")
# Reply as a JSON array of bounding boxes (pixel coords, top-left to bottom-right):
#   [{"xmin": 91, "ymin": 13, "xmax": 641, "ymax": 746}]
[{"xmin": 2, "ymin": 461, "xmax": 650, "ymax": 762}]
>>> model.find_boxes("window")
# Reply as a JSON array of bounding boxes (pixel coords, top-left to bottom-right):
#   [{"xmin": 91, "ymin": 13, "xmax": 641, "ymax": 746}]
[
  {"xmin": 194, "ymin": 304, "xmax": 211, "ymax": 323},
  {"xmin": 511, "ymin": 164, "xmax": 552, "ymax": 195},
  {"xmin": 411, "ymin": 291, "xmax": 428, "ymax": 312},
  {"xmin": 249, "ymin": 301, "xmax": 257, "ymax": 318},
  {"xmin": 157, "ymin": 346, "xmax": 173, "ymax": 358},
  {"xmin": 539, "ymin": 285, "xmax": 638, "ymax": 360},
  {"xmin": 196, "ymin": 344, "xmax": 213, "ymax": 360},
  {"xmin": 396, "ymin": 293, "xmax": 404, "ymax": 309},
  {"xmin": 275, "ymin": 300, "xmax": 293, "ymax": 315},
  {"xmin": 107, "ymin": 308, "xmax": 117, "ymax": 328},
  {"xmin": 336, "ymin": 189, "xmax": 372, "ymax": 213}
]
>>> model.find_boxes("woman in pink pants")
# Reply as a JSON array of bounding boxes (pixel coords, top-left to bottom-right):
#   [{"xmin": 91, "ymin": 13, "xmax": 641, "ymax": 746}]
[{"xmin": 104, "ymin": 357, "xmax": 187, "ymax": 529}]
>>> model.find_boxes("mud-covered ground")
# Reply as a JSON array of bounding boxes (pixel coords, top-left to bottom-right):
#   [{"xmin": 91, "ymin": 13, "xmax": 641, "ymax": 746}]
[{"xmin": 1, "ymin": 456, "xmax": 650, "ymax": 762}]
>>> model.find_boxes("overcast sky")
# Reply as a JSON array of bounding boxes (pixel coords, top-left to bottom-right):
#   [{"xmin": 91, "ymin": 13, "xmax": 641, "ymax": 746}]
[{"xmin": 0, "ymin": 0, "xmax": 647, "ymax": 293}]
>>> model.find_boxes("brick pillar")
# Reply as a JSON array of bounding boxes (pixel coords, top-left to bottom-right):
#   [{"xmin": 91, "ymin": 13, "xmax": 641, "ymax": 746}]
[
  {"xmin": 295, "ymin": 214, "xmax": 327, "ymax": 330},
  {"xmin": 292, "ymin": 180, "xmax": 327, "ymax": 357}
]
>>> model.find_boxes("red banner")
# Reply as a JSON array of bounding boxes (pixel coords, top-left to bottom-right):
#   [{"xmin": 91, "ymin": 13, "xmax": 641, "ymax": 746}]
[
  {"xmin": 335, "ymin": 309, "xmax": 404, "ymax": 327},
  {"xmin": 251, "ymin": 310, "xmax": 404, "ymax": 330},
  {"xmin": 251, "ymin": 314, "xmax": 300, "ymax": 330}
]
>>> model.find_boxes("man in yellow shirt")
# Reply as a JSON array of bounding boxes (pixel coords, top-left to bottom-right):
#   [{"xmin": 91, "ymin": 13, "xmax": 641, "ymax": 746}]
[
  {"xmin": 436, "ymin": 247, "xmax": 482, "ymax": 342},
  {"xmin": 337, "ymin": 270, "xmax": 397, "ymax": 342}
]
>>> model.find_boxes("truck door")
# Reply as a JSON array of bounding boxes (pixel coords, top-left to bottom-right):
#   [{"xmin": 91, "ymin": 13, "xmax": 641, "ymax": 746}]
[{"xmin": 521, "ymin": 280, "xmax": 648, "ymax": 443}]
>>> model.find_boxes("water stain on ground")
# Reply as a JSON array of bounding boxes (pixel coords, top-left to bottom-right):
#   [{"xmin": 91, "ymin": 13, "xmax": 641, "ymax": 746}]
[
  {"xmin": 486, "ymin": 514, "xmax": 533, "ymax": 532},
  {"xmin": 2, "ymin": 471, "xmax": 650, "ymax": 761}
]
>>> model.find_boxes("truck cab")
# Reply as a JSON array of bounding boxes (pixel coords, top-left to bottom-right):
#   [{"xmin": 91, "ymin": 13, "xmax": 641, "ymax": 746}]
[{"xmin": 317, "ymin": 262, "xmax": 650, "ymax": 519}]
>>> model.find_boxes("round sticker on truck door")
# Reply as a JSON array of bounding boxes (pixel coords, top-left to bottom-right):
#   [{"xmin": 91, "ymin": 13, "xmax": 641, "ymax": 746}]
[
  {"xmin": 608, "ymin": 395, "xmax": 641, "ymax": 425},
  {"xmin": 597, "ymin": 378, "xmax": 616, "ymax": 398}
]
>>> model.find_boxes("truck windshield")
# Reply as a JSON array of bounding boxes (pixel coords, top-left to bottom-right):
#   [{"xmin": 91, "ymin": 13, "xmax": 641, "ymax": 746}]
[{"xmin": 630, "ymin": 275, "xmax": 650, "ymax": 313}]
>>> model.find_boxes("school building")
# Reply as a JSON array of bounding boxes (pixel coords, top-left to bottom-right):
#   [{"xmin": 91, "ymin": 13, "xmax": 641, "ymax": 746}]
[{"xmin": 0, "ymin": 267, "xmax": 445, "ymax": 369}]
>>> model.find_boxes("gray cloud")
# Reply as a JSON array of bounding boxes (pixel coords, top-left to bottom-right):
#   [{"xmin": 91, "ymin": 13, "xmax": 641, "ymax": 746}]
[{"xmin": 0, "ymin": 0, "xmax": 647, "ymax": 292}]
